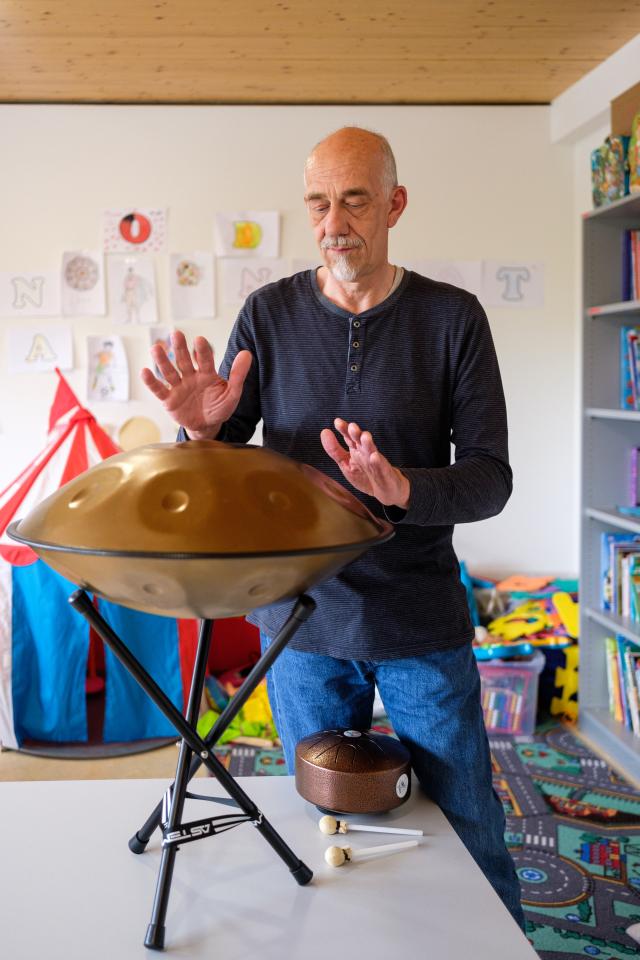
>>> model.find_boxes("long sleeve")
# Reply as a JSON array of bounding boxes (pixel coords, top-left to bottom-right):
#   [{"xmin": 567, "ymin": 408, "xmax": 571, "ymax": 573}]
[
  {"xmin": 390, "ymin": 297, "xmax": 512, "ymax": 527},
  {"xmin": 171, "ymin": 268, "xmax": 494, "ymax": 657},
  {"xmin": 214, "ymin": 305, "xmax": 262, "ymax": 444}
]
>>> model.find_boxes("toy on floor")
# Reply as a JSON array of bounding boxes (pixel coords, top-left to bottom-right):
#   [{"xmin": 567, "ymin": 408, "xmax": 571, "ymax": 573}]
[
  {"xmin": 549, "ymin": 643, "xmax": 579, "ymax": 721},
  {"xmin": 473, "ymin": 639, "xmax": 535, "ymax": 661},
  {"xmin": 198, "ymin": 678, "xmax": 279, "ymax": 747},
  {"xmin": 474, "ymin": 591, "xmax": 578, "ymax": 660},
  {"xmin": 495, "ymin": 575, "xmax": 552, "ymax": 593}
]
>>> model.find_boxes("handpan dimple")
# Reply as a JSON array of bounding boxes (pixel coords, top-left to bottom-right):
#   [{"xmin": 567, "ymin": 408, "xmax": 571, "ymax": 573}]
[
  {"xmin": 142, "ymin": 583, "xmax": 163, "ymax": 595},
  {"xmin": 248, "ymin": 583, "xmax": 268, "ymax": 598},
  {"xmin": 161, "ymin": 490, "xmax": 189, "ymax": 513},
  {"xmin": 243, "ymin": 470, "xmax": 318, "ymax": 531},
  {"xmin": 267, "ymin": 490, "xmax": 291, "ymax": 511},
  {"xmin": 65, "ymin": 466, "xmax": 126, "ymax": 512},
  {"xmin": 8, "ymin": 441, "xmax": 394, "ymax": 619}
]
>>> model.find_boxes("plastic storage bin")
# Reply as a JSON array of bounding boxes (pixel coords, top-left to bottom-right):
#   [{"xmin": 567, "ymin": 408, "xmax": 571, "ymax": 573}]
[{"xmin": 478, "ymin": 650, "xmax": 545, "ymax": 735}]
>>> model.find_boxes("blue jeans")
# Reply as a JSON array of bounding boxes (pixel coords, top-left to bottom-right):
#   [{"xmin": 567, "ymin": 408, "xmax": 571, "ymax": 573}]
[{"xmin": 260, "ymin": 633, "xmax": 525, "ymax": 932}]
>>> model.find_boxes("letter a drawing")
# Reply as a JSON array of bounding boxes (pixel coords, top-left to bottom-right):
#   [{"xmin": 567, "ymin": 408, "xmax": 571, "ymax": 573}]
[{"xmin": 25, "ymin": 334, "xmax": 57, "ymax": 364}]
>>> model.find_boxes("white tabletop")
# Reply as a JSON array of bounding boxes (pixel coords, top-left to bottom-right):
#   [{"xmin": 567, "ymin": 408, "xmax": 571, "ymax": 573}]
[{"xmin": 0, "ymin": 775, "xmax": 537, "ymax": 959}]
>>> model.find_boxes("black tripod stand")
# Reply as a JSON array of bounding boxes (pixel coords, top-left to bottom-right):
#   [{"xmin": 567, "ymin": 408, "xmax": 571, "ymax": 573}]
[{"xmin": 70, "ymin": 589, "xmax": 316, "ymax": 951}]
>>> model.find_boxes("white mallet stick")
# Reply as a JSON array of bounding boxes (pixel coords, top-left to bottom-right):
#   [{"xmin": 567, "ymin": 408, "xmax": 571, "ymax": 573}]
[
  {"xmin": 318, "ymin": 814, "xmax": 423, "ymax": 837},
  {"xmin": 324, "ymin": 839, "xmax": 419, "ymax": 867}
]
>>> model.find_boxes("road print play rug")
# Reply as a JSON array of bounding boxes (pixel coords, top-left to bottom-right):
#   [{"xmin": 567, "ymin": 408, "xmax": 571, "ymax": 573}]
[{"xmin": 214, "ymin": 720, "xmax": 640, "ymax": 958}]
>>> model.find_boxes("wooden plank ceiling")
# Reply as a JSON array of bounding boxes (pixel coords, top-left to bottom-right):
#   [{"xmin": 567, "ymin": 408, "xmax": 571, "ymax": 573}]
[{"xmin": 0, "ymin": 0, "xmax": 639, "ymax": 105}]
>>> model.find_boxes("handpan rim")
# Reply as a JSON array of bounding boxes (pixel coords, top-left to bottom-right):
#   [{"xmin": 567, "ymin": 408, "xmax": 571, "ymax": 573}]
[{"xmin": 6, "ymin": 518, "xmax": 394, "ymax": 560}]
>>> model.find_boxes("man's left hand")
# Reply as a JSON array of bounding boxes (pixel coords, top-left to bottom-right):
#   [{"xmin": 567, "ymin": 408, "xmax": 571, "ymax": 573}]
[{"xmin": 320, "ymin": 419, "xmax": 410, "ymax": 509}]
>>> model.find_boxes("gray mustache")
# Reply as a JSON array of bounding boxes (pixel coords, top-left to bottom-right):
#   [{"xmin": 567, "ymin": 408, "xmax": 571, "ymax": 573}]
[{"xmin": 320, "ymin": 237, "xmax": 364, "ymax": 250}]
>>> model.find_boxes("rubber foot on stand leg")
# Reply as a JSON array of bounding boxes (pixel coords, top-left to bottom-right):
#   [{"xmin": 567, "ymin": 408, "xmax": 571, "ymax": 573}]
[
  {"xmin": 144, "ymin": 923, "xmax": 165, "ymax": 951},
  {"xmin": 129, "ymin": 832, "xmax": 149, "ymax": 854},
  {"xmin": 290, "ymin": 861, "xmax": 313, "ymax": 885}
]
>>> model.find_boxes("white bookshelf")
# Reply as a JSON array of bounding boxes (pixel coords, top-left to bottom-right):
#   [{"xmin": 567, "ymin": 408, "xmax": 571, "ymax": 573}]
[{"xmin": 580, "ymin": 191, "xmax": 640, "ymax": 780}]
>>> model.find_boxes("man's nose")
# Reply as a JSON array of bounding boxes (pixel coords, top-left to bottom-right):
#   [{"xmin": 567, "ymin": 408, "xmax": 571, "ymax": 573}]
[{"xmin": 323, "ymin": 201, "xmax": 348, "ymax": 237}]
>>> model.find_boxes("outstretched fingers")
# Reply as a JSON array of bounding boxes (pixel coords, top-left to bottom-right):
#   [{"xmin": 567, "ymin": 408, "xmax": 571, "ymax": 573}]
[
  {"xmin": 192, "ymin": 335, "xmax": 216, "ymax": 375},
  {"xmin": 320, "ymin": 428, "xmax": 351, "ymax": 468},
  {"xmin": 171, "ymin": 330, "xmax": 196, "ymax": 378},
  {"xmin": 368, "ymin": 450, "xmax": 396, "ymax": 496},
  {"xmin": 150, "ymin": 340, "xmax": 182, "ymax": 385},
  {"xmin": 140, "ymin": 367, "xmax": 170, "ymax": 401},
  {"xmin": 359, "ymin": 430, "xmax": 378, "ymax": 457},
  {"xmin": 334, "ymin": 417, "xmax": 357, "ymax": 450}
]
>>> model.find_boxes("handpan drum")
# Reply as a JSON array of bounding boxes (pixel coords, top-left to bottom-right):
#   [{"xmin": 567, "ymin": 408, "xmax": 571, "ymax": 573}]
[{"xmin": 8, "ymin": 441, "xmax": 394, "ymax": 619}]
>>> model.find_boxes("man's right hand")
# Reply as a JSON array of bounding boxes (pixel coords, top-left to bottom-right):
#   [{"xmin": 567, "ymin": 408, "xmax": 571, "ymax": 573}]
[{"xmin": 140, "ymin": 330, "xmax": 253, "ymax": 440}]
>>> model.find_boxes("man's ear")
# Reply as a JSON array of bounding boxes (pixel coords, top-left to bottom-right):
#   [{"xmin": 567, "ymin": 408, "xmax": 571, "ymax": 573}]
[{"xmin": 388, "ymin": 186, "xmax": 408, "ymax": 228}]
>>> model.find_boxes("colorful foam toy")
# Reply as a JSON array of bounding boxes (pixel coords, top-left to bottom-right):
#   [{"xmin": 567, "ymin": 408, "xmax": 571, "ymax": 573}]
[
  {"xmin": 550, "ymin": 643, "xmax": 579, "ymax": 721},
  {"xmin": 475, "ymin": 592, "xmax": 578, "ymax": 660}
]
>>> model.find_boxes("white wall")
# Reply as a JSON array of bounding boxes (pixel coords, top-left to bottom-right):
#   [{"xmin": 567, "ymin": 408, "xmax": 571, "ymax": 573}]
[{"xmin": 0, "ymin": 104, "xmax": 576, "ymax": 578}]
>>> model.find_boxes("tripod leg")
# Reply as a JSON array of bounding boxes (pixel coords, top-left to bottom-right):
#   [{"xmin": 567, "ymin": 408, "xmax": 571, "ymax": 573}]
[
  {"xmin": 69, "ymin": 591, "xmax": 314, "ymax": 903},
  {"xmin": 129, "ymin": 594, "xmax": 316, "ymax": 850},
  {"xmin": 144, "ymin": 618, "xmax": 213, "ymax": 951},
  {"xmin": 198, "ymin": 745, "xmax": 313, "ymax": 886}
]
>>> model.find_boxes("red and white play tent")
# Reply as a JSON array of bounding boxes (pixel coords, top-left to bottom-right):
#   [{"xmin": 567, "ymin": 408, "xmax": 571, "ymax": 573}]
[{"xmin": 0, "ymin": 370, "xmax": 198, "ymax": 749}]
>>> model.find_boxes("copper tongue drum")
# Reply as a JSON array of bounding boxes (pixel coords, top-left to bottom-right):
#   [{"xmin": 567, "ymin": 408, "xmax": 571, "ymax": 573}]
[
  {"xmin": 8, "ymin": 440, "xmax": 393, "ymax": 619},
  {"xmin": 8, "ymin": 440, "xmax": 394, "ymax": 952}
]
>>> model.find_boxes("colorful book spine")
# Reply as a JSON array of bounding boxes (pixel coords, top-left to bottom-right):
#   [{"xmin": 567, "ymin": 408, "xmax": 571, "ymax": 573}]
[
  {"xmin": 605, "ymin": 635, "xmax": 640, "ymax": 734},
  {"xmin": 631, "ymin": 447, "xmax": 640, "ymax": 506},
  {"xmin": 623, "ymin": 230, "xmax": 632, "ymax": 301},
  {"xmin": 606, "ymin": 636, "xmax": 624, "ymax": 723},
  {"xmin": 605, "ymin": 636, "xmax": 617, "ymax": 719},
  {"xmin": 623, "ymin": 230, "xmax": 640, "ymax": 300},
  {"xmin": 616, "ymin": 636, "xmax": 631, "ymax": 727},
  {"xmin": 624, "ymin": 646, "xmax": 640, "ymax": 735},
  {"xmin": 621, "ymin": 326, "xmax": 640, "ymax": 410},
  {"xmin": 601, "ymin": 532, "xmax": 640, "ymax": 615}
]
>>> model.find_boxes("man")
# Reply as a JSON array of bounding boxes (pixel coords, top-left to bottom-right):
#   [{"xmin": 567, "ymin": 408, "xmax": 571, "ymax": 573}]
[{"xmin": 141, "ymin": 126, "xmax": 525, "ymax": 931}]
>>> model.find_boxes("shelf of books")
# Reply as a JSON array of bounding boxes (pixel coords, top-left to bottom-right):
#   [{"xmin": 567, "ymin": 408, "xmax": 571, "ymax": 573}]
[{"xmin": 581, "ymin": 191, "xmax": 640, "ymax": 781}]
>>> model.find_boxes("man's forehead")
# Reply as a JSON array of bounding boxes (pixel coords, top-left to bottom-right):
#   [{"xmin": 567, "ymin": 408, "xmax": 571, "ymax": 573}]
[{"xmin": 304, "ymin": 158, "xmax": 384, "ymax": 199}]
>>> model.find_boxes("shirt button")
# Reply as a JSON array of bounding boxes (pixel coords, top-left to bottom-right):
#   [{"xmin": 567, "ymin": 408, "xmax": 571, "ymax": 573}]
[
  {"xmin": 352, "ymin": 340, "xmax": 360, "ymax": 348},
  {"xmin": 350, "ymin": 364, "xmax": 358, "ymax": 372},
  {"xmin": 353, "ymin": 320, "xmax": 361, "ymax": 328}
]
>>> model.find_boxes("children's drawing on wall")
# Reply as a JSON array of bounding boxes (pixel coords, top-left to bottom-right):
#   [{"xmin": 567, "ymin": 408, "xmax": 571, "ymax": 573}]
[
  {"xmin": 170, "ymin": 252, "xmax": 215, "ymax": 320},
  {"xmin": 0, "ymin": 271, "xmax": 60, "ymax": 318},
  {"xmin": 215, "ymin": 211, "xmax": 280, "ymax": 258},
  {"xmin": 221, "ymin": 258, "xmax": 289, "ymax": 304},
  {"xmin": 121, "ymin": 264, "xmax": 151, "ymax": 323},
  {"xmin": 61, "ymin": 251, "xmax": 106, "ymax": 316},
  {"xmin": 103, "ymin": 209, "xmax": 167, "ymax": 254},
  {"xmin": 87, "ymin": 335, "xmax": 129, "ymax": 402},
  {"xmin": 7, "ymin": 326, "xmax": 73, "ymax": 374},
  {"xmin": 108, "ymin": 256, "xmax": 157, "ymax": 325},
  {"xmin": 403, "ymin": 260, "xmax": 483, "ymax": 298},
  {"xmin": 482, "ymin": 261, "xmax": 544, "ymax": 308},
  {"xmin": 149, "ymin": 327, "xmax": 176, "ymax": 380}
]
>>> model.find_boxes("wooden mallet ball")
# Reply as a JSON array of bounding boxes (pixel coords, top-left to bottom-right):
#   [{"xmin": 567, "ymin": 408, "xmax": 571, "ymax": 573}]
[{"xmin": 318, "ymin": 814, "xmax": 423, "ymax": 837}]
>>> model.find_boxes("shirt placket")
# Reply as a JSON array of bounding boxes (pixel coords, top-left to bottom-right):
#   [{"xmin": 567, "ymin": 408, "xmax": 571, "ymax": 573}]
[{"xmin": 346, "ymin": 316, "xmax": 365, "ymax": 395}]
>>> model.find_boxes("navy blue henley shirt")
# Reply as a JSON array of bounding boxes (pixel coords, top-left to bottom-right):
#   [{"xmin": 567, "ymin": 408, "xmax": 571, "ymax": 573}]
[{"xmin": 180, "ymin": 268, "xmax": 512, "ymax": 659}]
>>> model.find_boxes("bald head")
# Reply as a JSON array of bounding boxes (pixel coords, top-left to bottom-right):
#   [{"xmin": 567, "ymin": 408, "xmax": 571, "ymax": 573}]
[
  {"xmin": 305, "ymin": 127, "xmax": 398, "ymax": 197},
  {"xmin": 303, "ymin": 126, "xmax": 407, "ymax": 285}
]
